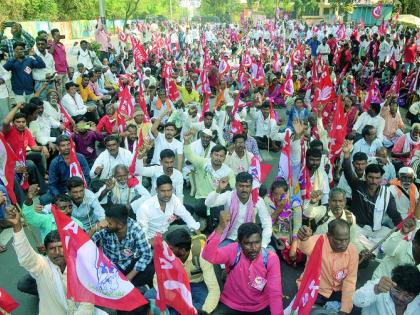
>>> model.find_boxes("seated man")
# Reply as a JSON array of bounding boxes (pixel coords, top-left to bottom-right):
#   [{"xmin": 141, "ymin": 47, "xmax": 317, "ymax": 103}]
[
  {"xmin": 296, "ymin": 220, "xmax": 359, "ymax": 314},
  {"xmin": 391, "ymin": 123, "xmax": 420, "ymax": 166},
  {"xmin": 372, "ymin": 219, "xmax": 420, "ymax": 280},
  {"xmin": 96, "ymin": 164, "xmax": 150, "ymax": 206},
  {"xmin": 96, "ymin": 103, "xmax": 118, "ymax": 135},
  {"xmin": 202, "ymin": 220, "xmax": 283, "ymax": 315},
  {"xmin": 188, "ymin": 111, "xmax": 226, "ymax": 146},
  {"xmin": 342, "ymin": 140, "xmax": 402, "ymax": 250},
  {"xmin": 352, "ymin": 102, "xmax": 385, "ymax": 141},
  {"xmin": 136, "ymin": 175, "xmax": 200, "ymax": 241},
  {"xmin": 303, "ymin": 188, "xmax": 363, "ymax": 252},
  {"xmin": 90, "ymin": 134, "xmax": 133, "ymax": 187},
  {"xmin": 67, "ymin": 176, "xmax": 105, "ymax": 230},
  {"xmin": 389, "ymin": 167, "xmax": 419, "ymax": 218},
  {"xmin": 5, "ymin": 206, "xmax": 95, "ymax": 314},
  {"xmin": 352, "ymin": 125, "xmax": 383, "ymax": 158},
  {"xmin": 225, "ymin": 134, "xmax": 255, "ymax": 175},
  {"xmin": 249, "ymin": 101, "xmax": 281, "ymax": 151},
  {"xmin": 369, "ymin": 146, "xmax": 396, "ymax": 184},
  {"xmin": 44, "ymin": 135, "xmax": 90, "ymax": 204},
  {"xmin": 205, "ymin": 172, "xmax": 272, "ymax": 248},
  {"xmin": 122, "ymin": 124, "xmax": 138, "ymax": 153},
  {"xmin": 61, "ymin": 82, "xmax": 97, "ymax": 122},
  {"xmin": 91, "ymin": 204, "xmax": 154, "ymax": 288},
  {"xmin": 146, "ymin": 229, "xmax": 220, "ymax": 314},
  {"xmin": 337, "ymin": 152, "xmax": 368, "ymax": 203},
  {"xmin": 72, "ymin": 120, "xmax": 105, "ymax": 167},
  {"xmin": 136, "ymin": 148, "xmax": 184, "ymax": 202},
  {"xmin": 353, "ymin": 265, "xmax": 420, "ymax": 314}
]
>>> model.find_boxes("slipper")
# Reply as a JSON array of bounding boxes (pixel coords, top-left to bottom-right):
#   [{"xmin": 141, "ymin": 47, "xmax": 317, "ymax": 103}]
[{"xmin": 0, "ymin": 244, "xmax": 7, "ymax": 253}]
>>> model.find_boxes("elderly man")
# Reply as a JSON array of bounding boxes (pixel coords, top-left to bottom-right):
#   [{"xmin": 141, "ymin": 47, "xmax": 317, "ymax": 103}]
[
  {"xmin": 389, "ymin": 167, "xmax": 419, "ymax": 218},
  {"xmin": 303, "ymin": 188, "xmax": 363, "ymax": 252},
  {"xmin": 392, "ymin": 123, "xmax": 420, "ymax": 166}
]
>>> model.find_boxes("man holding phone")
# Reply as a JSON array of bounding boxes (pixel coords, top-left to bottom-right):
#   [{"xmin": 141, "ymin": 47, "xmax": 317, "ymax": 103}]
[
  {"xmin": 49, "ymin": 28, "xmax": 68, "ymax": 96},
  {"xmin": 0, "ymin": 22, "xmax": 35, "ymax": 57},
  {"xmin": 33, "ymin": 37, "xmax": 56, "ymax": 100}
]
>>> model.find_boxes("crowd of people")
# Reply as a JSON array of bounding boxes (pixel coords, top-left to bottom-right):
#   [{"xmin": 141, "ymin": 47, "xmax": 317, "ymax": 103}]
[{"xmin": 1, "ymin": 15, "xmax": 420, "ymax": 315}]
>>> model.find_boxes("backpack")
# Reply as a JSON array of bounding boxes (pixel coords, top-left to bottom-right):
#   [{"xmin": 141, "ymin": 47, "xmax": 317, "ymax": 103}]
[
  {"xmin": 190, "ymin": 234, "xmax": 207, "ymax": 276},
  {"xmin": 228, "ymin": 244, "xmax": 268, "ymax": 273}
]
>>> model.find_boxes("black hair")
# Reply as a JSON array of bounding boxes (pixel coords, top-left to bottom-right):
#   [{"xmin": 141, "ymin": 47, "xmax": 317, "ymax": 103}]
[
  {"xmin": 13, "ymin": 112, "xmax": 26, "ymax": 121},
  {"xmin": 391, "ymin": 264, "xmax": 420, "ymax": 296},
  {"xmin": 29, "ymin": 96, "xmax": 44, "ymax": 107},
  {"xmin": 211, "ymin": 144, "xmax": 227, "ymax": 155},
  {"xmin": 309, "ymin": 139, "xmax": 323, "ymax": 150},
  {"xmin": 362, "ymin": 125, "xmax": 376, "ymax": 137},
  {"xmin": 156, "ymin": 174, "xmax": 172, "ymax": 188},
  {"xmin": 82, "ymin": 73, "xmax": 90, "ymax": 80},
  {"xmin": 80, "ymin": 40, "xmax": 88, "ymax": 45},
  {"xmin": 165, "ymin": 228, "xmax": 192, "ymax": 252},
  {"xmin": 203, "ymin": 111, "xmax": 214, "ymax": 118},
  {"xmin": 414, "ymin": 229, "xmax": 420, "ymax": 244},
  {"xmin": 51, "ymin": 28, "xmax": 60, "ymax": 36},
  {"xmin": 13, "ymin": 42, "xmax": 25, "ymax": 50},
  {"xmin": 67, "ymin": 176, "xmax": 85, "ymax": 190},
  {"xmin": 270, "ymin": 179, "xmax": 289, "ymax": 193},
  {"xmin": 54, "ymin": 194, "xmax": 72, "ymax": 204},
  {"xmin": 104, "ymin": 134, "xmax": 120, "ymax": 144},
  {"xmin": 56, "ymin": 134, "xmax": 70, "ymax": 146},
  {"xmin": 306, "ymin": 147, "xmax": 322, "ymax": 159},
  {"xmin": 37, "ymin": 30, "xmax": 48, "ymax": 36},
  {"xmin": 35, "ymin": 37, "xmax": 47, "ymax": 43},
  {"xmin": 105, "ymin": 204, "xmax": 128, "ymax": 224},
  {"xmin": 353, "ymin": 152, "xmax": 368, "ymax": 162},
  {"xmin": 370, "ymin": 102, "xmax": 381, "ymax": 115},
  {"xmin": 126, "ymin": 124, "xmax": 137, "ymax": 130},
  {"xmin": 236, "ymin": 172, "xmax": 253, "ymax": 184},
  {"xmin": 365, "ymin": 163, "xmax": 385, "ymax": 176},
  {"xmin": 88, "ymin": 71, "xmax": 96, "ymax": 79},
  {"xmin": 164, "ymin": 122, "xmax": 177, "ymax": 129},
  {"xmin": 327, "ymin": 219, "xmax": 350, "ymax": 235},
  {"xmin": 232, "ymin": 133, "xmax": 246, "ymax": 142},
  {"xmin": 261, "ymin": 101, "xmax": 270, "ymax": 109},
  {"xmin": 238, "ymin": 223, "xmax": 262, "ymax": 243},
  {"xmin": 294, "ymin": 96, "xmax": 304, "ymax": 103},
  {"xmin": 21, "ymin": 103, "xmax": 38, "ymax": 117},
  {"xmin": 44, "ymin": 230, "xmax": 61, "ymax": 249},
  {"xmin": 160, "ymin": 149, "xmax": 175, "ymax": 160}
]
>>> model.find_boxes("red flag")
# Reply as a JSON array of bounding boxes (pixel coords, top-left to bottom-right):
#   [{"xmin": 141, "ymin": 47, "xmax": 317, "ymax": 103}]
[
  {"xmin": 0, "ymin": 287, "xmax": 19, "ymax": 313},
  {"xmin": 118, "ymin": 30, "xmax": 128, "ymax": 43},
  {"xmin": 153, "ymin": 234, "xmax": 197, "ymax": 314},
  {"xmin": 218, "ymin": 57, "xmax": 230, "ymax": 77},
  {"xmin": 242, "ymin": 51, "xmax": 252, "ymax": 68},
  {"xmin": 127, "ymin": 130, "xmax": 143, "ymax": 188},
  {"xmin": 118, "ymin": 86, "xmax": 135, "ymax": 118},
  {"xmin": 283, "ymin": 71, "xmax": 294, "ymax": 97},
  {"xmin": 363, "ymin": 80, "xmax": 375, "ymax": 112},
  {"xmin": 199, "ymin": 95, "xmax": 210, "ymax": 122},
  {"xmin": 0, "ymin": 133, "xmax": 17, "ymax": 204},
  {"xmin": 59, "ymin": 102, "xmax": 73, "ymax": 132},
  {"xmin": 291, "ymin": 45, "xmax": 303, "ymax": 65},
  {"xmin": 165, "ymin": 78, "xmax": 181, "ymax": 102},
  {"xmin": 231, "ymin": 119, "xmax": 245, "ymax": 135},
  {"xmin": 69, "ymin": 139, "xmax": 87, "ymax": 187},
  {"xmin": 251, "ymin": 62, "xmax": 265, "ymax": 87},
  {"xmin": 378, "ymin": 19, "xmax": 388, "ymax": 36},
  {"xmin": 130, "ymin": 36, "xmax": 148, "ymax": 66},
  {"xmin": 277, "ymin": 129, "xmax": 292, "ymax": 184},
  {"xmin": 313, "ymin": 65, "xmax": 336, "ymax": 105},
  {"xmin": 372, "ymin": 1, "xmax": 382, "ymax": 19},
  {"xmin": 386, "ymin": 70, "xmax": 402, "ymax": 97},
  {"xmin": 358, "ymin": 18, "xmax": 365, "ymax": 29},
  {"xmin": 249, "ymin": 156, "xmax": 272, "ymax": 205},
  {"xmin": 328, "ymin": 96, "xmax": 347, "ymax": 164},
  {"xmin": 292, "ymin": 236, "xmax": 324, "ymax": 315},
  {"xmin": 51, "ymin": 206, "xmax": 147, "ymax": 311},
  {"xmin": 138, "ymin": 84, "xmax": 151, "ymax": 123},
  {"xmin": 336, "ymin": 23, "xmax": 346, "ymax": 41}
]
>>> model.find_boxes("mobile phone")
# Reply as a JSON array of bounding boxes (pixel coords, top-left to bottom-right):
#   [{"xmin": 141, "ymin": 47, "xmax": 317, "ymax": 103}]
[
  {"xmin": 59, "ymin": 35, "xmax": 65, "ymax": 39},
  {"xmin": 4, "ymin": 22, "xmax": 14, "ymax": 28}
]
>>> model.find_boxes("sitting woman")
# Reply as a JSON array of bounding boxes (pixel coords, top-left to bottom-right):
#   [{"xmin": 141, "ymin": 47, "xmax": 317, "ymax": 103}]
[{"xmin": 264, "ymin": 179, "xmax": 304, "ymax": 266}]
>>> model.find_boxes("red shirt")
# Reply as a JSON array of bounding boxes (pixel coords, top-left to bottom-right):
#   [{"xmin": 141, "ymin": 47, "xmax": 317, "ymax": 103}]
[
  {"xmin": 96, "ymin": 115, "xmax": 117, "ymax": 135},
  {"xmin": 4, "ymin": 125, "xmax": 36, "ymax": 161},
  {"xmin": 404, "ymin": 44, "xmax": 417, "ymax": 63}
]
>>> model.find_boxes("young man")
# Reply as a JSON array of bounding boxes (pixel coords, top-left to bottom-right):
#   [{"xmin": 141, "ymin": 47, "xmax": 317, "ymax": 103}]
[
  {"xmin": 353, "ymin": 265, "xmax": 420, "ymax": 314},
  {"xmin": 225, "ymin": 134, "xmax": 255, "ymax": 175},
  {"xmin": 249, "ymin": 101, "xmax": 281, "ymax": 151},
  {"xmin": 49, "ymin": 28, "xmax": 69, "ymax": 96},
  {"xmin": 3, "ymin": 42, "xmax": 46, "ymax": 103},
  {"xmin": 145, "ymin": 229, "xmax": 220, "ymax": 314},
  {"xmin": 136, "ymin": 175, "xmax": 200, "ymax": 241},
  {"xmin": 202, "ymin": 220, "xmax": 283, "ymax": 314},
  {"xmin": 352, "ymin": 103, "xmax": 385, "ymax": 141},
  {"xmin": 135, "ymin": 149, "xmax": 184, "ymax": 202},
  {"xmin": 205, "ymin": 172, "xmax": 272, "ymax": 248},
  {"xmin": 32, "ymin": 37, "xmax": 56, "ymax": 100},
  {"xmin": 61, "ymin": 82, "xmax": 93, "ymax": 120},
  {"xmin": 72, "ymin": 120, "xmax": 105, "ymax": 166},
  {"xmin": 352, "ymin": 125, "xmax": 383, "ymax": 158},
  {"xmin": 296, "ymin": 220, "xmax": 359, "ymax": 314},
  {"xmin": 337, "ymin": 151, "xmax": 368, "ymax": 202},
  {"xmin": 70, "ymin": 40, "xmax": 97, "ymax": 71},
  {"xmin": 6, "ymin": 205, "xmax": 95, "ymax": 314},
  {"xmin": 91, "ymin": 204, "xmax": 153, "ymax": 288}
]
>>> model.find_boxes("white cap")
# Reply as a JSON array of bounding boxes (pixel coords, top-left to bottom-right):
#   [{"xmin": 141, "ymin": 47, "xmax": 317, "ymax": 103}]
[
  {"xmin": 399, "ymin": 167, "xmax": 415, "ymax": 176},
  {"xmin": 202, "ymin": 128, "xmax": 213, "ymax": 137}
]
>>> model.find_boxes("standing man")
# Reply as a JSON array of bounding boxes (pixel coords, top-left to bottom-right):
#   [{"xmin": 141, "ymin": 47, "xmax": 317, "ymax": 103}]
[
  {"xmin": 49, "ymin": 28, "xmax": 69, "ymax": 96},
  {"xmin": 32, "ymin": 37, "xmax": 56, "ymax": 100},
  {"xmin": 3, "ymin": 42, "xmax": 46, "ymax": 103},
  {"xmin": 202, "ymin": 219, "xmax": 283, "ymax": 315},
  {"xmin": 0, "ymin": 22, "xmax": 35, "ymax": 57}
]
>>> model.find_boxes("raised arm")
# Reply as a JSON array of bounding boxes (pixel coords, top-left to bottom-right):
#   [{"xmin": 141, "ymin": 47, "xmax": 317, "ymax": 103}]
[
  {"xmin": 342, "ymin": 140, "xmax": 360, "ymax": 190},
  {"xmin": 2, "ymin": 104, "xmax": 23, "ymax": 132}
]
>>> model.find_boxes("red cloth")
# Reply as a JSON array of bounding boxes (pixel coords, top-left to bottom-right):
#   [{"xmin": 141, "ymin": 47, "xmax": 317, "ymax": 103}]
[
  {"xmin": 96, "ymin": 115, "xmax": 117, "ymax": 135},
  {"xmin": 404, "ymin": 44, "xmax": 417, "ymax": 63},
  {"xmin": 3, "ymin": 125, "xmax": 36, "ymax": 161},
  {"xmin": 0, "ymin": 287, "xmax": 19, "ymax": 313},
  {"xmin": 0, "ymin": 133, "xmax": 18, "ymax": 204}
]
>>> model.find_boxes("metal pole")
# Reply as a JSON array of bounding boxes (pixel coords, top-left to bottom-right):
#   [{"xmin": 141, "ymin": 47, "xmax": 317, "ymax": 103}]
[{"xmin": 99, "ymin": 0, "xmax": 106, "ymax": 30}]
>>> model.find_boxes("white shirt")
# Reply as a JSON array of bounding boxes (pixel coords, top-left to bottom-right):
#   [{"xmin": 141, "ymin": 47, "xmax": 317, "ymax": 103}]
[
  {"xmin": 90, "ymin": 148, "xmax": 133, "ymax": 180},
  {"xmin": 150, "ymin": 132, "xmax": 183, "ymax": 165},
  {"xmin": 378, "ymin": 41, "xmax": 391, "ymax": 62},
  {"xmin": 43, "ymin": 101, "xmax": 62, "ymax": 126},
  {"xmin": 352, "ymin": 138, "xmax": 383, "ymax": 158},
  {"xmin": 29, "ymin": 114, "xmax": 57, "ymax": 145},
  {"xmin": 205, "ymin": 190, "xmax": 272, "ymax": 248},
  {"xmin": 61, "ymin": 93, "xmax": 87, "ymax": 117},
  {"xmin": 136, "ymin": 195, "xmax": 200, "ymax": 240},
  {"xmin": 0, "ymin": 63, "xmax": 11, "ymax": 99},
  {"xmin": 189, "ymin": 121, "xmax": 226, "ymax": 146},
  {"xmin": 389, "ymin": 185, "xmax": 419, "ymax": 218},
  {"xmin": 250, "ymin": 107, "xmax": 280, "ymax": 138},
  {"xmin": 32, "ymin": 51, "xmax": 55, "ymax": 81},
  {"xmin": 225, "ymin": 151, "xmax": 255, "ymax": 175},
  {"xmin": 352, "ymin": 112, "xmax": 386, "ymax": 141},
  {"xmin": 96, "ymin": 182, "xmax": 151, "ymax": 205},
  {"xmin": 135, "ymin": 160, "xmax": 184, "ymax": 202},
  {"xmin": 70, "ymin": 48, "xmax": 97, "ymax": 70},
  {"xmin": 353, "ymin": 279, "xmax": 420, "ymax": 315},
  {"xmin": 316, "ymin": 43, "xmax": 330, "ymax": 61}
]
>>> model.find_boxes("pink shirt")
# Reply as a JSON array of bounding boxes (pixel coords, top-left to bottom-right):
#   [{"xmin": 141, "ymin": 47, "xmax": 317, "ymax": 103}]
[
  {"xmin": 202, "ymin": 232, "xmax": 283, "ymax": 314},
  {"xmin": 50, "ymin": 42, "xmax": 68, "ymax": 74}
]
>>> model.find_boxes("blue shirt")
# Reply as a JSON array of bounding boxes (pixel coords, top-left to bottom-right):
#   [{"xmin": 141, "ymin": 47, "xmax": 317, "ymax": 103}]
[
  {"xmin": 306, "ymin": 38, "xmax": 320, "ymax": 57},
  {"xmin": 0, "ymin": 184, "xmax": 11, "ymax": 219},
  {"xmin": 48, "ymin": 153, "xmax": 91, "ymax": 196},
  {"xmin": 3, "ymin": 55, "xmax": 46, "ymax": 95},
  {"xmin": 287, "ymin": 107, "xmax": 310, "ymax": 129}
]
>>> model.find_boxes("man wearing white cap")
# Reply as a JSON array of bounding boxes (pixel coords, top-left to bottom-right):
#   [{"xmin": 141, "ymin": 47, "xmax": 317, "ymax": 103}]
[{"xmin": 389, "ymin": 167, "xmax": 419, "ymax": 219}]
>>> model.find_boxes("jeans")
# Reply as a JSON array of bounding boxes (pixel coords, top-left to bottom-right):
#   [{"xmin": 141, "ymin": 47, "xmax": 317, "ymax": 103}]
[{"xmin": 145, "ymin": 281, "xmax": 209, "ymax": 314}]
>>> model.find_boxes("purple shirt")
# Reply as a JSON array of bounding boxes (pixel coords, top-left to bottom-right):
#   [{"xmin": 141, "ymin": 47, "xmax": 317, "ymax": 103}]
[
  {"xmin": 72, "ymin": 131, "xmax": 105, "ymax": 162},
  {"xmin": 50, "ymin": 42, "xmax": 68, "ymax": 73}
]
